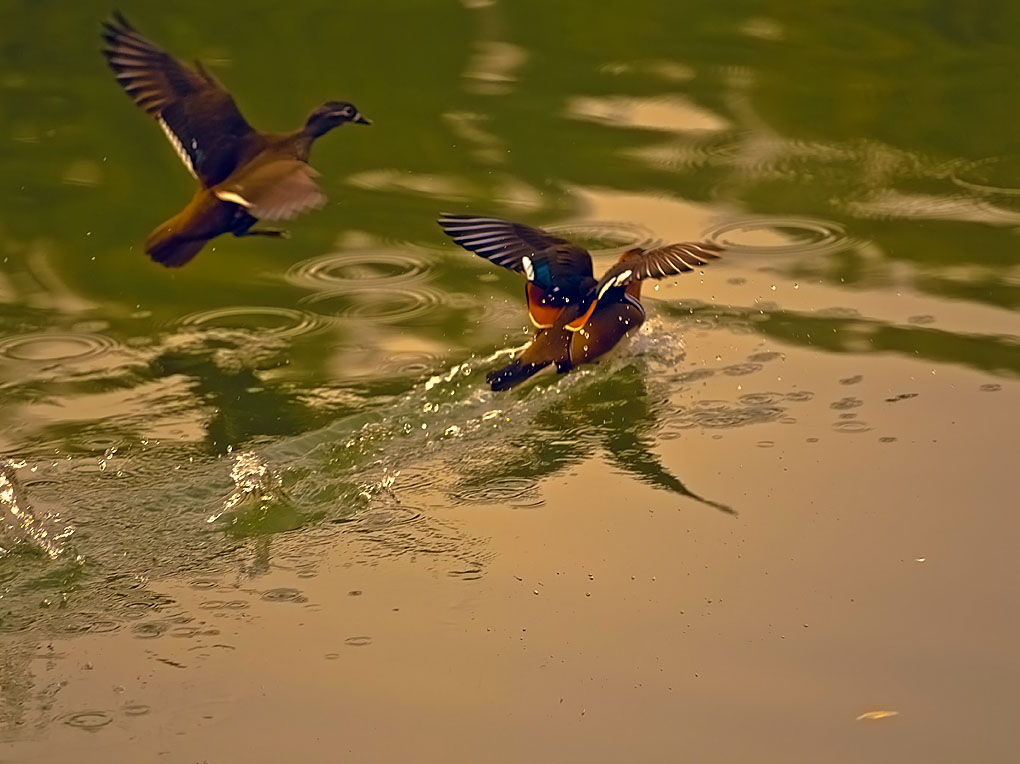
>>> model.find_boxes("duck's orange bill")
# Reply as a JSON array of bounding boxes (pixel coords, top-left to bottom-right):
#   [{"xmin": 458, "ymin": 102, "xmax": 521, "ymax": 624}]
[
  {"xmin": 526, "ymin": 283, "xmax": 563, "ymax": 328},
  {"xmin": 564, "ymin": 299, "xmax": 598, "ymax": 332}
]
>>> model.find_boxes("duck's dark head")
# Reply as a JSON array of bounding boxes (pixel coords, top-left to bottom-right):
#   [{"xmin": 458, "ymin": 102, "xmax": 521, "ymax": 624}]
[{"xmin": 304, "ymin": 101, "xmax": 371, "ymax": 137}]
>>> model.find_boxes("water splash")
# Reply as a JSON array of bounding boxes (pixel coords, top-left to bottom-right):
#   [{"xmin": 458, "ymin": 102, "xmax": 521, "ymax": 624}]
[
  {"xmin": 207, "ymin": 451, "xmax": 289, "ymax": 525},
  {"xmin": 260, "ymin": 319, "xmax": 740, "ymax": 522},
  {"xmin": 0, "ymin": 458, "xmax": 74, "ymax": 560}
]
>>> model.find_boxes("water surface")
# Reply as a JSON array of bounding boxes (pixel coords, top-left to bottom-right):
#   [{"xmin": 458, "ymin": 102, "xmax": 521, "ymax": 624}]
[{"xmin": 2, "ymin": 2, "xmax": 1019, "ymax": 761}]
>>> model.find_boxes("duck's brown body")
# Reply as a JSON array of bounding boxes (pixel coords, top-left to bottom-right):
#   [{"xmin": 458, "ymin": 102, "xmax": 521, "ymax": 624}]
[
  {"xmin": 144, "ymin": 190, "xmax": 236, "ymax": 267},
  {"xmin": 438, "ymin": 215, "xmax": 724, "ymax": 390},
  {"xmin": 144, "ymin": 132, "xmax": 316, "ymax": 266},
  {"xmin": 101, "ymin": 13, "xmax": 369, "ymax": 267},
  {"xmin": 491, "ymin": 277, "xmax": 646, "ymax": 390}
]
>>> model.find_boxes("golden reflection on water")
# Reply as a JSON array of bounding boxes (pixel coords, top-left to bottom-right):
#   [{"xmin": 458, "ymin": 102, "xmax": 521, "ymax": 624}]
[
  {"xmin": 857, "ymin": 710, "xmax": 900, "ymax": 721},
  {"xmin": 567, "ymin": 94, "xmax": 730, "ymax": 133}
]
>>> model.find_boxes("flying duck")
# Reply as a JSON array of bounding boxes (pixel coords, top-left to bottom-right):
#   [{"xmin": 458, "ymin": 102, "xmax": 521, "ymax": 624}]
[
  {"xmin": 101, "ymin": 12, "xmax": 370, "ymax": 267},
  {"xmin": 438, "ymin": 214, "xmax": 724, "ymax": 390}
]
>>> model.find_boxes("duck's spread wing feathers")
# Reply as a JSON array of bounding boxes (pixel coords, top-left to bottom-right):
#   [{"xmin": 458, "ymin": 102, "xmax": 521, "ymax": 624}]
[
  {"xmin": 437, "ymin": 214, "xmax": 573, "ymax": 273},
  {"xmin": 594, "ymin": 241, "xmax": 723, "ymax": 300},
  {"xmin": 214, "ymin": 160, "xmax": 326, "ymax": 221},
  {"xmin": 101, "ymin": 11, "xmax": 253, "ymax": 187}
]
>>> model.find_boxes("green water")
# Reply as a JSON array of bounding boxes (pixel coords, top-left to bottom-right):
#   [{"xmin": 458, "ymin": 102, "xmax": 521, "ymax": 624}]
[{"xmin": 1, "ymin": 0, "xmax": 1018, "ymax": 663}]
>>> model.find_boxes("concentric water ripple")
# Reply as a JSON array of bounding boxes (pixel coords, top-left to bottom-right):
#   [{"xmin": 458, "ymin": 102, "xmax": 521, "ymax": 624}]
[
  {"xmin": 0, "ymin": 332, "xmax": 118, "ymax": 364},
  {"xmin": 633, "ymin": 136, "xmax": 740, "ymax": 171},
  {"xmin": 666, "ymin": 399, "xmax": 785, "ymax": 430},
  {"xmin": 379, "ymin": 351, "xmax": 443, "ymax": 376},
  {"xmin": 351, "ymin": 504, "xmax": 423, "ymax": 531},
  {"xmin": 832, "ymin": 420, "xmax": 873, "ymax": 434},
  {"xmin": 704, "ymin": 216, "xmax": 852, "ymax": 255},
  {"xmin": 63, "ymin": 711, "xmax": 113, "ymax": 731},
  {"xmin": 301, "ymin": 285, "xmax": 444, "ymax": 324},
  {"xmin": 387, "ymin": 468, "xmax": 438, "ymax": 494},
  {"xmin": 951, "ymin": 155, "xmax": 1020, "ymax": 196},
  {"xmin": 174, "ymin": 306, "xmax": 328, "ymax": 339},
  {"xmin": 543, "ymin": 221, "xmax": 659, "ymax": 256},
  {"xmin": 453, "ymin": 477, "xmax": 544, "ymax": 507},
  {"xmin": 739, "ymin": 391, "xmax": 787, "ymax": 406},
  {"xmin": 285, "ymin": 250, "xmax": 432, "ymax": 290},
  {"xmin": 346, "ymin": 169, "xmax": 474, "ymax": 200},
  {"xmin": 261, "ymin": 587, "xmax": 308, "ymax": 603}
]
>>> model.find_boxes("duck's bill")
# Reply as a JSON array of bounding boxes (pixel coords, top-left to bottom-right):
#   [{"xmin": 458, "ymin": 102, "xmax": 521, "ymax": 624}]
[{"xmin": 353, "ymin": 113, "xmax": 372, "ymax": 125}]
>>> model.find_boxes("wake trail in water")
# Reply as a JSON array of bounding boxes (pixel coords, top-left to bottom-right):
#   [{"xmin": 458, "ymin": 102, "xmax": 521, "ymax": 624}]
[{"xmin": 212, "ymin": 320, "xmax": 738, "ymax": 528}]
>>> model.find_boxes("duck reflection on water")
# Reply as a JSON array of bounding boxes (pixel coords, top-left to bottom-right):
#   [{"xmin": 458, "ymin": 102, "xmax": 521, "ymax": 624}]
[{"xmin": 450, "ymin": 365, "xmax": 734, "ymax": 515}]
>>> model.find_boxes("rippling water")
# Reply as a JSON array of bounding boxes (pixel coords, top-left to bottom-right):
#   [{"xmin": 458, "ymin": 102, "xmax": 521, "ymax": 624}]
[{"xmin": 2, "ymin": 2, "xmax": 1019, "ymax": 760}]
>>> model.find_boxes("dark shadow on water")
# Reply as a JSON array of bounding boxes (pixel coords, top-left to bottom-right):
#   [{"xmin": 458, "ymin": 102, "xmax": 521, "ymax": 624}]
[{"xmin": 453, "ymin": 366, "xmax": 735, "ymax": 515}]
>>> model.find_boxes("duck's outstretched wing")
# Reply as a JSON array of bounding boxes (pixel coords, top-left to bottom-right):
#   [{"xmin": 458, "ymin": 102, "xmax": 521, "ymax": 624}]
[
  {"xmin": 593, "ymin": 242, "xmax": 723, "ymax": 300},
  {"xmin": 439, "ymin": 214, "xmax": 600, "ymax": 327},
  {"xmin": 437, "ymin": 214, "xmax": 576, "ymax": 274},
  {"xmin": 214, "ymin": 160, "xmax": 326, "ymax": 221},
  {"xmin": 101, "ymin": 11, "xmax": 253, "ymax": 187}
]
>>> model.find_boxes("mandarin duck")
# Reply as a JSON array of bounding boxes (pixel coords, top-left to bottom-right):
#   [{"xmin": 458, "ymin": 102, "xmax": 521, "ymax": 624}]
[
  {"xmin": 101, "ymin": 12, "xmax": 370, "ymax": 267},
  {"xmin": 439, "ymin": 214, "xmax": 723, "ymax": 390}
]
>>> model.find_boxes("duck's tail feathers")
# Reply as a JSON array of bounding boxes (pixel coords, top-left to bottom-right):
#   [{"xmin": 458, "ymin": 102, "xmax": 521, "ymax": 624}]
[
  {"xmin": 144, "ymin": 221, "xmax": 207, "ymax": 268},
  {"xmin": 485, "ymin": 357, "xmax": 552, "ymax": 391}
]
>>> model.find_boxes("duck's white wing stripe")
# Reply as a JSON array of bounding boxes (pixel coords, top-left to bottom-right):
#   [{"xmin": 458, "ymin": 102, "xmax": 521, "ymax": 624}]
[
  {"xmin": 157, "ymin": 115, "xmax": 197, "ymax": 178},
  {"xmin": 213, "ymin": 190, "xmax": 251, "ymax": 207}
]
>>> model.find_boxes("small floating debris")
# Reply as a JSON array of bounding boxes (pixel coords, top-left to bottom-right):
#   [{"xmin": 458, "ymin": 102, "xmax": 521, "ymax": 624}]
[
  {"xmin": 856, "ymin": 710, "xmax": 899, "ymax": 721},
  {"xmin": 885, "ymin": 393, "xmax": 918, "ymax": 403}
]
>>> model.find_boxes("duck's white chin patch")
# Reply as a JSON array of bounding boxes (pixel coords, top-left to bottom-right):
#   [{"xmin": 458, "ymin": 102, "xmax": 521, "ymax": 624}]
[{"xmin": 214, "ymin": 190, "xmax": 253, "ymax": 208}]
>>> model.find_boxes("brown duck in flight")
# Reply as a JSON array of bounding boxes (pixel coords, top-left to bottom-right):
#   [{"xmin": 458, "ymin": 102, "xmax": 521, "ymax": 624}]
[
  {"xmin": 439, "ymin": 215, "xmax": 724, "ymax": 390},
  {"xmin": 101, "ymin": 12, "xmax": 370, "ymax": 267}
]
